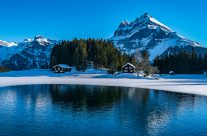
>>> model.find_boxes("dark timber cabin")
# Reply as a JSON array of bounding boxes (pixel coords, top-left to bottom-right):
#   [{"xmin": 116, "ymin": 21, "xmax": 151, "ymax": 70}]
[
  {"xmin": 53, "ymin": 64, "xmax": 72, "ymax": 73},
  {"xmin": 122, "ymin": 63, "xmax": 136, "ymax": 73}
]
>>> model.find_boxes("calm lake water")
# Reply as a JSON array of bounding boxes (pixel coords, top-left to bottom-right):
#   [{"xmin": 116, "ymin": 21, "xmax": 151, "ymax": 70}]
[{"xmin": 0, "ymin": 85, "xmax": 207, "ymax": 136}]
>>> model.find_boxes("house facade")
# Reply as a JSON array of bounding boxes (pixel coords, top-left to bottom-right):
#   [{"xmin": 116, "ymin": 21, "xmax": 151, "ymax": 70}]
[
  {"xmin": 53, "ymin": 64, "xmax": 72, "ymax": 73},
  {"xmin": 122, "ymin": 63, "xmax": 136, "ymax": 73}
]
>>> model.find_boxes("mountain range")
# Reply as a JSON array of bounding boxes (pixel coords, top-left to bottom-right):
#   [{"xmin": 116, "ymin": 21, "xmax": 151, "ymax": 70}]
[
  {"xmin": 0, "ymin": 35, "xmax": 57, "ymax": 70},
  {"xmin": 0, "ymin": 13, "xmax": 206, "ymax": 70}
]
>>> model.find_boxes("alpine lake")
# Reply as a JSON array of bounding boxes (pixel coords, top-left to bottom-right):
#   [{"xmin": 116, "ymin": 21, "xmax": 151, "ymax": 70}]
[{"xmin": 0, "ymin": 84, "xmax": 207, "ymax": 136}]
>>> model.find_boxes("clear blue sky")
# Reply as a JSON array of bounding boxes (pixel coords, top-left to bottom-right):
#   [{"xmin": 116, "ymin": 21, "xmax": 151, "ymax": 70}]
[{"xmin": 0, "ymin": 0, "xmax": 206, "ymax": 46}]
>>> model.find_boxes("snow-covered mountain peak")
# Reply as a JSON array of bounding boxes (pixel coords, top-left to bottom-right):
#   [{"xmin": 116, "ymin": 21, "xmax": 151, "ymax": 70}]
[
  {"xmin": 120, "ymin": 20, "xmax": 129, "ymax": 26},
  {"xmin": 138, "ymin": 13, "xmax": 151, "ymax": 21},
  {"xmin": 148, "ymin": 16, "xmax": 173, "ymax": 32},
  {"xmin": 110, "ymin": 13, "xmax": 206, "ymax": 61},
  {"xmin": 134, "ymin": 13, "xmax": 173, "ymax": 32},
  {"xmin": 33, "ymin": 35, "xmax": 51, "ymax": 45},
  {"xmin": 113, "ymin": 13, "xmax": 175, "ymax": 39},
  {"xmin": 34, "ymin": 35, "xmax": 45, "ymax": 40},
  {"xmin": 24, "ymin": 39, "xmax": 32, "ymax": 42}
]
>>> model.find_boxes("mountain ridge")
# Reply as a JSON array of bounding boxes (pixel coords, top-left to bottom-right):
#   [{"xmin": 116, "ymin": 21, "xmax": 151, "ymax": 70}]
[{"xmin": 0, "ymin": 35, "xmax": 57, "ymax": 70}]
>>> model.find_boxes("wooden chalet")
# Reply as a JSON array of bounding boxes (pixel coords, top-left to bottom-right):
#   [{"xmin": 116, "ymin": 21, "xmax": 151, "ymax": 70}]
[
  {"xmin": 122, "ymin": 63, "xmax": 136, "ymax": 73},
  {"xmin": 53, "ymin": 64, "xmax": 72, "ymax": 73}
]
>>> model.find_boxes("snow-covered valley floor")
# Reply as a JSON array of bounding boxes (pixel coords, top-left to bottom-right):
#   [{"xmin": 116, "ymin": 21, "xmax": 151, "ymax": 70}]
[{"xmin": 0, "ymin": 69, "xmax": 207, "ymax": 96}]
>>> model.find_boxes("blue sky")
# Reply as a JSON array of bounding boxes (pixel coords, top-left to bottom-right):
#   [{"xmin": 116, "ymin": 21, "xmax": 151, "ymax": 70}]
[{"xmin": 0, "ymin": 0, "xmax": 207, "ymax": 45}]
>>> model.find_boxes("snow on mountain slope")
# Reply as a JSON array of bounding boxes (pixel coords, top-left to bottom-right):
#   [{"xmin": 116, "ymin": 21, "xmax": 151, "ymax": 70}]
[
  {"xmin": 0, "ymin": 40, "xmax": 17, "ymax": 47},
  {"xmin": 110, "ymin": 13, "xmax": 205, "ymax": 61},
  {"xmin": 148, "ymin": 39, "xmax": 177, "ymax": 60},
  {"xmin": 0, "ymin": 44, "xmax": 26, "ymax": 63},
  {"xmin": 0, "ymin": 36, "xmax": 57, "ymax": 70}
]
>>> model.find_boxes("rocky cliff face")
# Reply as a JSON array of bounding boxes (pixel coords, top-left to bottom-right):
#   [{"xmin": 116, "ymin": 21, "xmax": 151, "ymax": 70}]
[{"xmin": 110, "ymin": 13, "xmax": 206, "ymax": 61}]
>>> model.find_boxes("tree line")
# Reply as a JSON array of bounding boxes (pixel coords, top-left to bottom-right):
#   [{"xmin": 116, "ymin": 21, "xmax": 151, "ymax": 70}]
[
  {"xmin": 153, "ymin": 49, "xmax": 207, "ymax": 74},
  {"xmin": 0, "ymin": 66, "xmax": 10, "ymax": 73},
  {"xmin": 50, "ymin": 38, "xmax": 135, "ymax": 72}
]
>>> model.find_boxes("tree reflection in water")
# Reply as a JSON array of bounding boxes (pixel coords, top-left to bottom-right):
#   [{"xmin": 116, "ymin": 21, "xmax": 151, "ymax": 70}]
[
  {"xmin": 49, "ymin": 85, "xmax": 124, "ymax": 111},
  {"xmin": 48, "ymin": 85, "xmax": 199, "ymax": 135},
  {"xmin": 0, "ymin": 85, "xmax": 206, "ymax": 136}
]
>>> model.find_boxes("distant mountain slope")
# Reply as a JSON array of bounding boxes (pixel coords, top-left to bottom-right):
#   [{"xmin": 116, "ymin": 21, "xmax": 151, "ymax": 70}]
[
  {"xmin": 0, "ymin": 35, "xmax": 57, "ymax": 70},
  {"xmin": 0, "ymin": 40, "xmax": 17, "ymax": 47},
  {"xmin": 110, "ymin": 13, "xmax": 207, "ymax": 61}
]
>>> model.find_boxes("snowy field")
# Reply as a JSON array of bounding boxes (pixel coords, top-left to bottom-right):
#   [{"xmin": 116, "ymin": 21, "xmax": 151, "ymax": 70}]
[{"xmin": 0, "ymin": 69, "xmax": 207, "ymax": 96}]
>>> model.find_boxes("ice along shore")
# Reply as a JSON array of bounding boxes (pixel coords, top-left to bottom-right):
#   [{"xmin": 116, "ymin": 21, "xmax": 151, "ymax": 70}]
[{"xmin": 0, "ymin": 69, "xmax": 207, "ymax": 96}]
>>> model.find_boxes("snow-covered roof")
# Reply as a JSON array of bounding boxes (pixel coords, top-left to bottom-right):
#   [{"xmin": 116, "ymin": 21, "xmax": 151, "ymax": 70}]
[
  {"xmin": 169, "ymin": 71, "xmax": 175, "ymax": 74},
  {"xmin": 122, "ymin": 63, "xmax": 136, "ymax": 69},
  {"xmin": 53, "ymin": 64, "xmax": 71, "ymax": 69}
]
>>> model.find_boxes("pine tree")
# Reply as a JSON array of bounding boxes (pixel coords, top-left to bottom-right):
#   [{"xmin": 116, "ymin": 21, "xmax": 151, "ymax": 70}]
[
  {"xmin": 204, "ymin": 53, "xmax": 207, "ymax": 70},
  {"xmin": 140, "ymin": 50, "xmax": 151, "ymax": 75},
  {"xmin": 190, "ymin": 48, "xmax": 198, "ymax": 73},
  {"xmin": 74, "ymin": 41, "xmax": 88, "ymax": 71}
]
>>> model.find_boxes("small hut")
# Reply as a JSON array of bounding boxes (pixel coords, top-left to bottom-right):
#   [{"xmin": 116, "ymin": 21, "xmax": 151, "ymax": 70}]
[
  {"xmin": 169, "ymin": 71, "xmax": 175, "ymax": 75},
  {"xmin": 53, "ymin": 64, "xmax": 72, "ymax": 73},
  {"xmin": 122, "ymin": 63, "xmax": 136, "ymax": 73}
]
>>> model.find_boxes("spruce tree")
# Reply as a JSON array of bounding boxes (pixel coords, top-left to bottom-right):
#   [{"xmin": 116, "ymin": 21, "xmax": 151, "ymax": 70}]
[
  {"xmin": 204, "ymin": 53, "xmax": 207, "ymax": 70},
  {"xmin": 74, "ymin": 41, "xmax": 88, "ymax": 71}
]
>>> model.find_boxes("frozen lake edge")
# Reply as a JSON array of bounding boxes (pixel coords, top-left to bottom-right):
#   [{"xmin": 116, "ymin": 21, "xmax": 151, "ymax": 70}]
[{"xmin": 0, "ymin": 69, "xmax": 207, "ymax": 96}]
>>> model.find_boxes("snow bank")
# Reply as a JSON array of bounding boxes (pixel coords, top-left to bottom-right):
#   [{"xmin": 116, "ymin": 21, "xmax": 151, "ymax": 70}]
[{"xmin": 0, "ymin": 69, "xmax": 207, "ymax": 96}]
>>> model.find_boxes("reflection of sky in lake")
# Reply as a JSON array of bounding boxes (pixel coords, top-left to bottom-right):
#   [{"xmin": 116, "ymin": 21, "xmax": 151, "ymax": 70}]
[{"xmin": 0, "ymin": 85, "xmax": 207, "ymax": 136}]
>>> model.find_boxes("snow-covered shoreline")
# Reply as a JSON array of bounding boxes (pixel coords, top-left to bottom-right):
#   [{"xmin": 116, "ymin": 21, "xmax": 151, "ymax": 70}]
[{"xmin": 0, "ymin": 69, "xmax": 207, "ymax": 96}]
